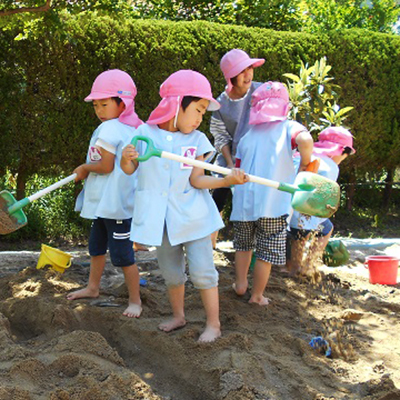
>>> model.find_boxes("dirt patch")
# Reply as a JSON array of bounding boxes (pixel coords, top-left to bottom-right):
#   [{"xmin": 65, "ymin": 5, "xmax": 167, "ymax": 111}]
[{"xmin": 0, "ymin": 243, "xmax": 399, "ymax": 399}]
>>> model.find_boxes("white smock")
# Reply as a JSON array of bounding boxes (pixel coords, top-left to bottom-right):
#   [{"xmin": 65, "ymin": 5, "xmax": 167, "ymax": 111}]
[
  {"xmin": 75, "ymin": 119, "xmax": 137, "ymax": 220},
  {"xmin": 231, "ymin": 120, "xmax": 307, "ymax": 221},
  {"xmin": 130, "ymin": 124, "xmax": 224, "ymax": 246}
]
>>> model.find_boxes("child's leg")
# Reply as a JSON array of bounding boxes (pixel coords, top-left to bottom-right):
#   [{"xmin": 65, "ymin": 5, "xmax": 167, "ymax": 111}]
[
  {"xmin": 186, "ymin": 235, "xmax": 221, "ymax": 342},
  {"xmin": 232, "ymin": 221, "xmax": 256, "ymax": 295},
  {"xmin": 156, "ymin": 228, "xmax": 187, "ymax": 332},
  {"xmin": 234, "ymin": 250, "xmax": 253, "ymax": 295},
  {"xmin": 159, "ymin": 284, "xmax": 186, "ymax": 332},
  {"xmin": 249, "ymin": 259, "xmax": 272, "ymax": 305},
  {"xmin": 199, "ymin": 287, "xmax": 221, "ymax": 342},
  {"xmin": 133, "ymin": 242, "xmax": 149, "ymax": 252},
  {"xmin": 121, "ymin": 264, "xmax": 142, "ymax": 318},
  {"xmin": 251, "ymin": 216, "xmax": 288, "ymax": 306},
  {"xmin": 107, "ymin": 218, "xmax": 142, "ymax": 317},
  {"xmin": 67, "ymin": 219, "xmax": 108, "ymax": 300},
  {"xmin": 66, "ymin": 254, "xmax": 106, "ymax": 300},
  {"xmin": 211, "ymin": 229, "xmax": 218, "ymax": 250}
]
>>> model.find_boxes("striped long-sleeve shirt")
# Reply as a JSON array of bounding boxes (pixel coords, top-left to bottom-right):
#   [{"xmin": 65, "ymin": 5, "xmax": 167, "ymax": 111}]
[{"xmin": 210, "ymin": 82, "xmax": 262, "ymax": 167}]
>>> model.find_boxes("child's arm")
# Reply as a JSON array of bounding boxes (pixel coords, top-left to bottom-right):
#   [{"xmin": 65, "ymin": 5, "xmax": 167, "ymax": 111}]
[
  {"xmin": 295, "ymin": 131, "xmax": 313, "ymax": 172},
  {"xmin": 120, "ymin": 144, "xmax": 139, "ymax": 175},
  {"xmin": 190, "ymin": 154, "xmax": 249, "ymax": 189},
  {"xmin": 220, "ymin": 144, "xmax": 235, "ymax": 169},
  {"xmin": 74, "ymin": 148, "xmax": 115, "ymax": 182}
]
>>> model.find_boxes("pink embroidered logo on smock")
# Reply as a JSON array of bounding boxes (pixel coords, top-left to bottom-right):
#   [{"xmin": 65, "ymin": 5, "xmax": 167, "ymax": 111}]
[
  {"xmin": 89, "ymin": 146, "xmax": 102, "ymax": 162},
  {"xmin": 181, "ymin": 146, "xmax": 197, "ymax": 169}
]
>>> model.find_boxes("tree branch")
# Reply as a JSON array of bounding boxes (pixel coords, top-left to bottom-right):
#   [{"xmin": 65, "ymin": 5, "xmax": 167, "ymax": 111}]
[{"xmin": 0, "ymin": 0, "xmax": 52, "ymax": 17}]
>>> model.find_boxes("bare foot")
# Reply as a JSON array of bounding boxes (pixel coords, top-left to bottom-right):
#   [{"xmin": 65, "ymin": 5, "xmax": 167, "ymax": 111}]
[
  {"xmin": 232, "ymin": 282, "xmax": 248, "ymax": 296},
  {"xmin": 198, "ymin": 325, "xmax": 221, "ymax": 343},
  {"xmin": 123, "ymin": 302, "xmax": 142, "ymax": 318},
  {"xmin": 133, "ymin": 242, "xmax": 149, "ymax": 252},
  {"xmin": 158, "ymin": 317, "xmax": 186, "ymax": 332},
  {"xmin": 249, "ymin": 295, "xmax": 271, "ymax": 306},
  {"xmin": 66, "ymin": 287, "xmax": 99, "ymax": 300}
]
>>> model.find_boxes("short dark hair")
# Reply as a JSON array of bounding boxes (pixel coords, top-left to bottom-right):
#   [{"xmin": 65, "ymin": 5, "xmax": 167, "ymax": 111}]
[
  {"xmin": 181, "ymin": 96, "xmax": 202, "ymax": 111},
  {"xmin": 111, "ymin": 96, "xmax": 123, "ymax": 106},
  {"xmin": 342, "ymin": 146, "xmax": 352, "ymax": 155}
]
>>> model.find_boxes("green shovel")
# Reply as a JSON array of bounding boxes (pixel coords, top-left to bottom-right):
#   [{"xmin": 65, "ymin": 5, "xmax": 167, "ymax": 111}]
[
  {"xmin": 0, "ymin": 174, "xmax": 77, "ymax": 235},
  {"xmin": 131, "ymin": 136, "xmax": 340, "ymax": 218}
]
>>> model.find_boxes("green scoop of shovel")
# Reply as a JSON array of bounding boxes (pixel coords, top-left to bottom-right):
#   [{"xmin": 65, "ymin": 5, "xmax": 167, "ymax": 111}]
[
  {"xmin": 131, "ymin": 136, "xmax": 340, "ymax": 218},
  {"xmin": 0, "ymin": 174, "xmax": 77, "ymax": 235}
]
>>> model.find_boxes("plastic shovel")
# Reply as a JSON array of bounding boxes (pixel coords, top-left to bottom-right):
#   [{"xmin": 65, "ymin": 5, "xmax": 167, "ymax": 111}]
[
  {"xmin": 131, "ymin": 136, "xmax": 340, "ymax": 218},
  {"xmin": 0, "ymin": 174, "xmax": 77, "ymax": 235}
]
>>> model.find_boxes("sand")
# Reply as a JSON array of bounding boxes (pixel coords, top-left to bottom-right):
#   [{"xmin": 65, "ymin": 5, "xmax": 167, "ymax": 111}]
[{"xmin": 0, "ymin": 241, "xmax": 399, "ymax": 400}]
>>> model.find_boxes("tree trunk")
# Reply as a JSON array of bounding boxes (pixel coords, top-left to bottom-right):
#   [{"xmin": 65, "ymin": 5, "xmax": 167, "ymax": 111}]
[
  {"xmin": 345, "ymin": 168, "xmax": 356, "ymax": 211},
  {"xmin": 16, "ymin": 166, "xmax": 27, "ymax": 201},
  {"xmin": 382, "ymin": 168, "xmax": 393, "ymax": 210}
]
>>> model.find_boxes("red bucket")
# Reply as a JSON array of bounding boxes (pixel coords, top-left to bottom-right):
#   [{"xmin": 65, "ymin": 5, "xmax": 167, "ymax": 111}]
[{"xmin": 365, "ymin": 256, "xmax": 399, "ymax": 285}]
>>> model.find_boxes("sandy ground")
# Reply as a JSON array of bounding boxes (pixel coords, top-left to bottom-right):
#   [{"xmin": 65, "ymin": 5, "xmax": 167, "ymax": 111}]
[{"xmin": 0, "ymin": 240, "xmax": 399, "ymax": 400}]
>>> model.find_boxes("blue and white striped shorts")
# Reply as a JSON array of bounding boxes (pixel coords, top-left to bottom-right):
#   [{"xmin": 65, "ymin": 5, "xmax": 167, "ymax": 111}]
[{"xmin": 89, "ymin": 217, "xmax": 135, "ymax": 267}]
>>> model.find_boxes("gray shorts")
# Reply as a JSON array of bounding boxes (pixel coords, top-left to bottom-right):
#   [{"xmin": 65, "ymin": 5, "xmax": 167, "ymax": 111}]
[
  {"xmin": 233, "ymin": 215, "xmax": 288, "ymax": 265},
  {"xmin": 156, "ymin": 228, "xmax": 218, "ymax": 290}
]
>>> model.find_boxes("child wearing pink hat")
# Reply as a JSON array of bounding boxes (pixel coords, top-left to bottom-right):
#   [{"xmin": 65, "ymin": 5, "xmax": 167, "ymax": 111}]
[
  {"xmin": 121, "ymin": 70, "xmax": 248, "ymax": 342},
  {"xmin": 67, "ymin": 69, "xmax": 143, "ymax": 319},
  {"xmin": 287, "ymin": 126, "xmax": 355, "ymax": 277},
  {"xmin": 210, "ymin": 49, "xmax": 265, "ymax": 248},
  {"xmin": 230, "ymin": 81, "xmax": 313, "ymax": 306}
]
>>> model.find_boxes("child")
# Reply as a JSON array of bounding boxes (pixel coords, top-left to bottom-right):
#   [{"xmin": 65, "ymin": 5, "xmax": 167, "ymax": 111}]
[
  {"xmin": 121, "ymin": 70, "xmax": 248, "ymax": 342},
  {"xmin": 230, "ymin": 81, "xmax": 314, "ymax": 305},
  {"xmin": 67, "ymin": 69, "xmax": 143, "ymax": 318},
  {"xmin": 287, "ymin": 126, "xmax": 356, "ymax": 277},
  {"xmin": 210, "ymin": 49, "xmax": 265, "ymax": 248}
]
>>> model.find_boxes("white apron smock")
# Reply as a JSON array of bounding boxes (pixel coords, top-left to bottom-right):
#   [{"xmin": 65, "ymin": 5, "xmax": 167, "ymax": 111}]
[
  {"xmin": 231, "ymin": 120, "xmax": 307, "ymax": 221},
  {"xmin": 75, "ymin": 119, "xmax": 137, "ymax": 220}
]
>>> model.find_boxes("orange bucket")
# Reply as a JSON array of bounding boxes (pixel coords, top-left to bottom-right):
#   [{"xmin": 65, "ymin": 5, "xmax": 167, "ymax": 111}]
[{"xmin": 365, "ymin": 256, "xmax": 399, "ymax": 285}]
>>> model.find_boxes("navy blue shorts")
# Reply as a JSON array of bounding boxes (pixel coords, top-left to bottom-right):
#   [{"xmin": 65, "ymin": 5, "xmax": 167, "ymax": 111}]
[
  {"xmin": 89, "ymin": 218, "xmax": 135, "ymax": 267},
  {"xmin": 290, "ymin": 219, "xmax": 334, "ymax": 240}
]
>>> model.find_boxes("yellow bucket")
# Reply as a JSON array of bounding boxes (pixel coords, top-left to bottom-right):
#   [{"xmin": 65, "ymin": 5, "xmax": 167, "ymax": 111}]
[{"xmin": 36, "ymin": 244, "xmax": 72, "ymax": 273}]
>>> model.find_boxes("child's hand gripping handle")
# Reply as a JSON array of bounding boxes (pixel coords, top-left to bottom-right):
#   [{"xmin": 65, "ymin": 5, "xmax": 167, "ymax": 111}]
[{"xmin": 131, "ymin": 136, "xmax": 162, "ymax": 162}]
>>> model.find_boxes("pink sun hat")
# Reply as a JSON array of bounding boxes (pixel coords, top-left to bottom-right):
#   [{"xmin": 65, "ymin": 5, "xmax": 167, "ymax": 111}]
[
  {"xmin": 147, "ymin": 70, "xmax": 220, "ymax": 125},
  {"xmin": 313, "ymin": 126, "xmax": 356, "ymax": 157},
  {"xmin": 220, "ymin": 49, "xmax": 265, "ymax": 93},
  {"xmin": 249, "ymin": 81, "xmax": 291, "ymax": 125},
  {"xmin": 85, "ymin": 69, "xmax": 143, "ymax": 128}
]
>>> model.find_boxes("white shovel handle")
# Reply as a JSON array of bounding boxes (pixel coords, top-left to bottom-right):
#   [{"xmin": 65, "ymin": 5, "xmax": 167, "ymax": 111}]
[
  {"xmin": 28, "ymin": 174, "xmax": 77, "ymax": 202},
  {"xmin": 161, "ymin": 151, "xmax": 280, "ymax": 190}
]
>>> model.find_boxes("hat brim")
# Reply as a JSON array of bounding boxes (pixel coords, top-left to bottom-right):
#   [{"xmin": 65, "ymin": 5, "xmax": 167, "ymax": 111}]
[
  {"xmin": 225, "ymin": 58, "xmax": 265, "ymax": 93},
  {"xmin": 84, "ymin": 91, "xmax": 116, "ymax": 101},
  {"xmin": 226, "ymin": 58, "xmax": 265, "ymax": 80},
  {"xmin": 207, "ymin": 98, "xmax": 220, "ymax": 111}
]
